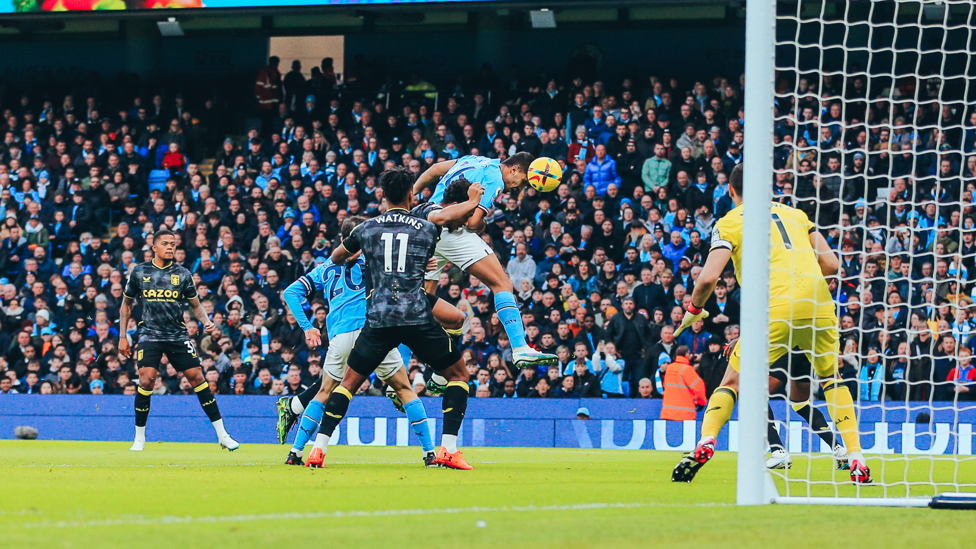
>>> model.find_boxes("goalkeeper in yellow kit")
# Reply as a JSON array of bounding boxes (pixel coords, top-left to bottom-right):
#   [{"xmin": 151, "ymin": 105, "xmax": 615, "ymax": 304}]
[{"xmin": 671, "ymin": 165, "xmax": 872, "ymax": 485}]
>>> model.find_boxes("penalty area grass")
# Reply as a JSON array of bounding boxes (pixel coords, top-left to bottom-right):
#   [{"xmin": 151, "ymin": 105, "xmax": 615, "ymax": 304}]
[{"xmin": 0, "ymin": 441, "xmax": 971, "ymax": 549}]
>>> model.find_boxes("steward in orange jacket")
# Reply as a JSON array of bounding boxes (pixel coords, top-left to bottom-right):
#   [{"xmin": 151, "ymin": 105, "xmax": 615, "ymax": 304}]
[{"xmin": 660, "ymin": 346, "xmax": 707, "ymax": 420}]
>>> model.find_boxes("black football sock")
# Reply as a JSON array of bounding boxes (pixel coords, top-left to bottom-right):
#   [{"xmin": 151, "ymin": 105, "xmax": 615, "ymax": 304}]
[
  {"xmin": 135, "ymin": 386, "xmax": 152, "ymax": 427},
  {"xmin": 792, "ymin": 400, "xmax": 837, "ymax": 449},
  {"xmin": 767, "ymin": 403, "xmax": 785, "ymax": 452},
  {"xmin": 296, "ymin": 377, "xmax": 323, "ymax": 410},
  {"xmin": 319, "ymin": 386, "xmax": 353, "ymax": 438},
  {"xmin": 194, "ymin": 383, "xmax": 222, "ymax": 422},
  {"xmin": 442, "ymin": 382, "xmax": 470, "ymax": 437}
]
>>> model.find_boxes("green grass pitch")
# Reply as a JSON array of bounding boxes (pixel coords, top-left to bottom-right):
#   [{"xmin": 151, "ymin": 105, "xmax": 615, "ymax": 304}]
[{"xmin": 2, "ymin": 441, "xmax": 973, "ymax": 549}]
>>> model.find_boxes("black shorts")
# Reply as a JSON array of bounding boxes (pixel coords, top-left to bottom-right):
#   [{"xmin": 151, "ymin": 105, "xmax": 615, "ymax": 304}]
[
  {"xmin": 769, "ymin": 347, "xmax": 812, "ymax": 386},
  {"xmin": 348, "ymin": 321, "xmax": 461, "ymax": 377},
  {"xmin": 137, "ymin": 340, "xmax": 203, "ymax": 373}
]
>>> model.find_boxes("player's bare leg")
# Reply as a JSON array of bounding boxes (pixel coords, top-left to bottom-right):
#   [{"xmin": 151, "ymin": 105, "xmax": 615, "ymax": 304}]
[
  {"xmin": 465, "ymin": 254, "xmax": 557, "ymax": 368},
  {"xmin": 286, "ymin": 376, "xmax": 339, "ymax": 466},
  {"xmin": 131, "ymin": 366, "xmax": 158, "ymax": 451},
  {"xmin": 183, "ymin": 366, "xmax": 239, "ymax": 450},
  {"xmin": 432, "ymin": 296, "xmax": 465, "ymax": 331},
  {"xmin": 425, "ymin": 295, "xmax": 466, "ymax": 395}
]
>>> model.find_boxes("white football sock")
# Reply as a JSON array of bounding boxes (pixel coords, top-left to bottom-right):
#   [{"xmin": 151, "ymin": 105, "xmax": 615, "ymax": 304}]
[
  {"xmin": 431, "ymin": 373, "xmax": 448, "ymax": 386},
  {"xmin": 290, "ymin": 397, "xmax": 305, "ymax": 415},
  {"xmin": 212, "ymin": 419, "xmax": 230, "ymax": 439},
  {"xmin": 313, "ymin": 434, "xmax": 330, "ymax": 452},
  {"xmin": 442, "ymin": 434, "xmax": 458, "ymax": 453},
  {"xmin": 130, "ymin": 426, "xmax": 146, "ymax": 451}
]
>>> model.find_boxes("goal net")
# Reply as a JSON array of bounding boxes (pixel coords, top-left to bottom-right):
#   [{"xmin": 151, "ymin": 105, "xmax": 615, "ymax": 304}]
[{"xmin": 741, "ymin": 0, "xmax": 976, "ymax": 506}]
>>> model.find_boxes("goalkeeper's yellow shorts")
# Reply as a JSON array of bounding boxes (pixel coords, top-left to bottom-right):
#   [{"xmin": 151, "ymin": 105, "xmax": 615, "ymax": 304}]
[{"xmin": 728, "ymin": 317, "xmax": 839, "ymax": 379}]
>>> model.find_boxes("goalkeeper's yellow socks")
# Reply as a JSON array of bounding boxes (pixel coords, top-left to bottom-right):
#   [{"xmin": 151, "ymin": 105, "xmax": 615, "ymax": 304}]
[
  {"xmin": 823, "ymin": 380, "xmax": 862, "ymax": 454},
  {"xmin": 700, "ymin": 386, "xmax": 737, "ymax": 442}
]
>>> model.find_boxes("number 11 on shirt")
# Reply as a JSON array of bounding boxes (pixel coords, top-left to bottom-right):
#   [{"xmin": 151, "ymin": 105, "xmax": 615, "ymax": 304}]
[{"xmin": 381, "ymin": 232, "xmax": 409, "ymax": 272}]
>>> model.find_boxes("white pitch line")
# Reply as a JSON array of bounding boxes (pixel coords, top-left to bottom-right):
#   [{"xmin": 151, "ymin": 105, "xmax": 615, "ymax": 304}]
[
  {"xmin": 15, "ymin": 501, "xmax": 728, "ymax": 529},
  {"xmin": 6, "ymin": 460, "xmax": 428, "ymax": 468},
  {"xmin": 6, "ymin": 459, "xmax": 614, "ymax": 468}
]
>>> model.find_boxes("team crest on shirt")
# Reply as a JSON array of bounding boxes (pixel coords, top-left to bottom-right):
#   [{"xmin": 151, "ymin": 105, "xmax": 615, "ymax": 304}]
[{"xmin": 171, "ymin": 275, "xmax": 180, "ymax": 286}]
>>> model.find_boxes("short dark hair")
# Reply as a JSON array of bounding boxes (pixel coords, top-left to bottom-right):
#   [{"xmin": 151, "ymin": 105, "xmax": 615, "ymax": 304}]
[
  {"xmin": 674, "ymin": 345, "xmax": 691, "ymax": 357},
  {"xmin": 730, "ymin": 164, "xmax": 743, "ymax": 197},
  {"xmin": 502, "ymin": 151, "xmax": 534, "ymax": 174},
  {"xmin": 154, "ymin": 228, "xmax": 175, "ymax": 241},
  {"xmin": 341, "ymin": 215, "xmax": 367, "ymax": 239},
  {"xmin": 442, "ymin": 176, "xmax": 472, "ymax": 205},
  {"xmin": 379, "ymin": 166, "xmax": 414, "ymax": 205}
]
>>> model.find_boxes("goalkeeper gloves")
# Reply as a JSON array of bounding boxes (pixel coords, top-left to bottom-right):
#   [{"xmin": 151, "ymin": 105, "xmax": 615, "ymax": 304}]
[{"xmin": 674, "ymin": 303, "xmax": 709, "ymax": 337}]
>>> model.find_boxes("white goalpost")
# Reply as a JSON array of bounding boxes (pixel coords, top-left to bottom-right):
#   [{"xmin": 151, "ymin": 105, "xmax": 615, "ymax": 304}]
[
  {"xmin": 739, "ymin": 0, "xmax": 976, "ymax": 507},
  {"xmin": 738, "ymin": 0, "xmax": 776, "ymax": 507}
]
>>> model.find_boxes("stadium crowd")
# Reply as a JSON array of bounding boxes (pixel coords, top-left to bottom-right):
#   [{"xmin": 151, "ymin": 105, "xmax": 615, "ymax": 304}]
[{"xmin": 0, "ymin": 55, "xmax": 975, "ymax": 403}]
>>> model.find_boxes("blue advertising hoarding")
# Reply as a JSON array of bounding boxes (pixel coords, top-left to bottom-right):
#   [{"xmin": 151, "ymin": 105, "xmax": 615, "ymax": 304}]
[{"xmin": 1, "ymin": 395, "xmax": 973, "ymax": 455}]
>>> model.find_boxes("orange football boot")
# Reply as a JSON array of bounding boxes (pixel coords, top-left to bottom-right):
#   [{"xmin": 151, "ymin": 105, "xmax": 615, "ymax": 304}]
[
  {"xmin": 306, "ymin": 447, "xmax": 325, "ymax": 468},
  {"xmin": 435, "ymin": 446, "xmax": 473, "ymax": 470}
]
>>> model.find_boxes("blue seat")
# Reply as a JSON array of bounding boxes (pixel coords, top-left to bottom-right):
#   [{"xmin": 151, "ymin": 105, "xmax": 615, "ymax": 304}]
[{"xmin": 148, "ymin": 170, "xmax": 170, "ymax": 194}]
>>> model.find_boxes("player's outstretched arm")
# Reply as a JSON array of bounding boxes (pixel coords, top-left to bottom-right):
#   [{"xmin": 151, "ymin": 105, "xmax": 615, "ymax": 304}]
[
  {"xmin": 427, "ymin": 183, "xmax": 484, "ymax": 229},
  {"xmin": 117, "ymin": 295, "xmax": 134, "ymax": 359},
  {"xmin": 412, "ymin": 159, "xmax": 458, "ymax": 195},
  {"xmin": 187, "ymin": 296, "xmax": 220, "ymax": 338},
  {"xmin": 809, "ymin": 230, "xmax": 839, "ymax": 276},
  {"xmin": 282, "ymin": 279, "xmax": 321, "ymax": 348},
  {"xmin": 676, "ymin": 248, "xmax": 730, "ymax": 337},
  {"xmin": 691, "ymin": 247, "xmax": 730, "ymax": 307}
]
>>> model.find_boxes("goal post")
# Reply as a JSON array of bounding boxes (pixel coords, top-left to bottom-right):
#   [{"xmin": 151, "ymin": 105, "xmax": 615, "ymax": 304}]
[
  {"xmin": 738, "ymin": 0, "xmax": 976, "ymax": 507},
  {"xmin": 738, "ymin": 0, "xmax": 776, "ymax": 507}
]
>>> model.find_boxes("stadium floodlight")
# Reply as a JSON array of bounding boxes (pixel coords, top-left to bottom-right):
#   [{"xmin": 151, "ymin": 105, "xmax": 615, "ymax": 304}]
[
  {"xmin": 157, "ymin": 18, "xmax": 184, "ymax": 37},
  {"xmin": 530, "ymin": 9, "xmax": 557, "ymax": 29},
  {"xmin": 740, "ymin": 0, "xmax": 976, "ymax": 508}
]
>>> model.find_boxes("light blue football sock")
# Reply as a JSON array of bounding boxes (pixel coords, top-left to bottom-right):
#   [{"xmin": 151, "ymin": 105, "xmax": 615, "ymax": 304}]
[
  {"xmin": 292, "ymin": 400, "xmax": 325, "ymax": 454},
  {"xmin": 404, "ymin": 398, "xmax": 434, "ymax": 452},
  {"xmin": 494, "ymin": 291, "xmax": 527, "ymax": 348}
]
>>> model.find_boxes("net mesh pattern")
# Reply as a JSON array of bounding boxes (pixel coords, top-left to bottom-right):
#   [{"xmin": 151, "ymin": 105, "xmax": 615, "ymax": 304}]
[{"xmin": 770, "ymin": 0, "xmax": 976, "ymax": 499}]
